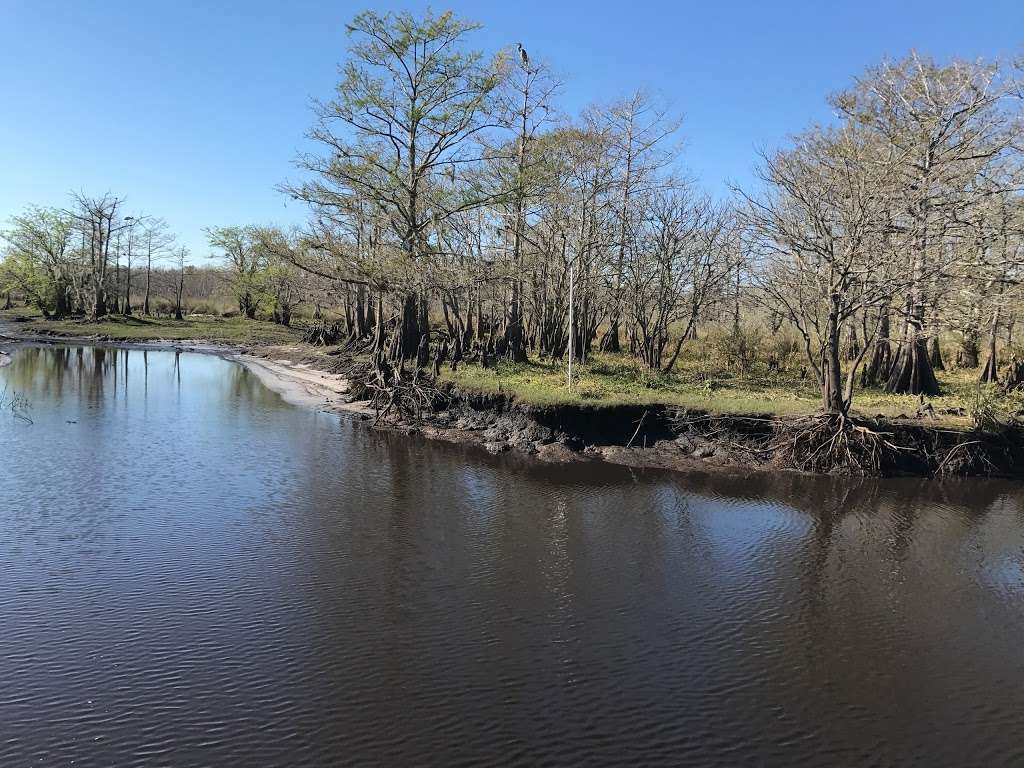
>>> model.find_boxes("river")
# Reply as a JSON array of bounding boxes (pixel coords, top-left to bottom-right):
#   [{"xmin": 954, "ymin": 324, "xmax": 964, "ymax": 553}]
[{"xmin": 2, "ymin": 344, "xmax": 1024, "ymax": 766}]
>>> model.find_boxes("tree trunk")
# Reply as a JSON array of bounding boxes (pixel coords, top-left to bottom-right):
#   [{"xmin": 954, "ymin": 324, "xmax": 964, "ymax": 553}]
[
  {"xmin": 885, "ymin": 333, "xmax": 940, "ymax": 396},
  {"xmin": 54, "ymin": 282, "xmax": 71, "ymax": 318},
  {"xmin": 928, "ymin": 336, "xmax": 944, "ymax": 371},
  {"xmin": 845, "ymin": 325, "xmax": 860, "ymax": 361},
  {"xmin": 123, "ymin": 263, "xmax": 132, "ymax": 316},
  {"xmin": 174, "ymin": 269, "xmax": 185, "ymax": 321},
  {"xmin": 143, "ymin": 241, "xmax": 154, "ymax": 316},
  {"xmin": 885, "ymin": 295, "xmax": 939, "ymax": 396},
  {"xmin": 862, "ymin": 312, "xmax": 891, "ymax": 387},
  {"xmin": 822, "ymin": 312, "xmax": 845, "ymax": 414},
  {"xmin": 979, "ymin": 308, "xmax": 1000, "ymax": 384},
  {"xmin": 600, "ymin": 319, "xmax": 621, "ymax": 353},
  {"xmin": 1002, "ymin": 356, "xmax": 1024, "ymax": 391},
  {"xmin": 502, "ymin": 294, "xmax": 528, "ymax": 363},
  {"xmin": 356, "ymin": 284, "xmax": 368, "ymax": 338},
  {"xmin": 886, "ymin": 187, "xmax": 939, "ymax": 396},
  {"xmin": 93, "ymin": 286, "xmax": 107, "ymax": 320},
  {"xmin": 397, "ymin": 291, "xmax": 421, "ymax": 361},
  {"xmin": 959, "ymin": 329, "xmax": 979, "ymax": 368}
]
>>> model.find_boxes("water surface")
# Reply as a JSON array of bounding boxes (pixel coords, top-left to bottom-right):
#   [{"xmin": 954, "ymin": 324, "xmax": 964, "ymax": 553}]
[{"xmin": 2, "ymin": 344, "xmax": 1024, "ymax": 766}]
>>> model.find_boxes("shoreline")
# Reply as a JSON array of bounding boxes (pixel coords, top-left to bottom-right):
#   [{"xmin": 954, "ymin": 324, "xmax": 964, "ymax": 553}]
[
  {"xmin": 2, "ymin": 324, "xmax": 1020, "ymax": 479},
  {"xmin": 0, "ymin": 327, "xmax": 746, "ymax": 473}
]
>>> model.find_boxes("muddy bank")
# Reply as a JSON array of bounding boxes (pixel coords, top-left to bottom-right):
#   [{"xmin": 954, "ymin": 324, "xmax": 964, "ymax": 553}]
[
  {"xmin": 386, "ymin": 391, "xmax": 1024, "ymax": 478},
  {"xmin": 235, "ymin": 351, "xmax": 1024, "ymax": 478}
]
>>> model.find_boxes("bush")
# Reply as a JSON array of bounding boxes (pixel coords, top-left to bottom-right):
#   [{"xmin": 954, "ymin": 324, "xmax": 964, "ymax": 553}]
[
  {"xmin": 711, "ymin": 324, "xmax": 763, "ymax": 375},
  {"xmin": 764, "ymin": 332, "xmax": 802, "ymax": 373},
  {"xmin": 968, "ymin": 385, "xmax": 1024, "ymax": 431}
]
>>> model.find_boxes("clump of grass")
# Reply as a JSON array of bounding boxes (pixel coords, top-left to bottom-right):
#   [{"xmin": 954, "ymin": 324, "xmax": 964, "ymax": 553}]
[{"xmin": 0, "ymin": 384, "xmax": 32, "ymax": 423}]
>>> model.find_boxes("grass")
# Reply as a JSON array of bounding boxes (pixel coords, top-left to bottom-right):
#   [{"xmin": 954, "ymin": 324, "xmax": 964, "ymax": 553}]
[
  {"xmin": 441, "ymin": 354, "xmax": 820, "ymax": 414},
  {"xmin": 0, "ymin": 306, "xmax": 304, "ymax": 347},
  {"xmin": 0, "ymin": 304, "xmax": 994, "ymax": 428},
  {"xmin": 441, "ymin": 349, "xmax": 985, "ymax": 429}
]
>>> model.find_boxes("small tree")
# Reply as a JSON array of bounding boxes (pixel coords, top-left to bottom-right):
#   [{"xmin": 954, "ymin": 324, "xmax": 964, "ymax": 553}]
[
  {"xmin": 207, "ymin": 226, "xmax": 268, "ymax": 319},
  {"xmin": 173, "ymin": 247, "xmax": 189, "ymax": 320}
]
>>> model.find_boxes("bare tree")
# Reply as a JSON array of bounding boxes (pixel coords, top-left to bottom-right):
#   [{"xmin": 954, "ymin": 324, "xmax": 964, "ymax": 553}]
[
  {"xmin": 139, "ymin": 217, "xmax": 175, "ymax": 316},
  {"xmin": 739, "ymin": 126, "xmax": 900, "ymax": 413},
  {"xmin": 833, "ymin": 53, "xmax": 1021, "ymax": 394}
]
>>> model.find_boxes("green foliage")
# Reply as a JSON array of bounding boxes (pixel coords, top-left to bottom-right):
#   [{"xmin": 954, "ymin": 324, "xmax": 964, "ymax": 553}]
[
  {"xmin": 968, "ymin": 384, "xmax": 1024, "ymax": 431},
  {"xmin": 288, "ymin": 7, "xmax": 505, "ymax": 271},
  {"xmin": 0, "ymin": 251, "xmax": 52, "ymax": 310}
]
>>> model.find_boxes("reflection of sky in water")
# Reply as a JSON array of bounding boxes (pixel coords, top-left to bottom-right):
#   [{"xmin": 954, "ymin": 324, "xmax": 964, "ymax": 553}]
[
  {"xmin": 691, "ymin": 496, "xmax": 811, "ymax": 571},
  {"xmin": 1, "ymin": 347, "xmax": 314, "ymax": 572},
  {"xmin": 982, "ymin": 555, "xmax": 1024, "ymax": 594},
  {"xmin": 962, "ymin": 500, "xmax": 1024, "ymax": 598}
]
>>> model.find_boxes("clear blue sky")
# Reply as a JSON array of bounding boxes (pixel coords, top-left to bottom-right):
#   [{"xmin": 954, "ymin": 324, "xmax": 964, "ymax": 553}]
[{"xmin": 2, "ymin": 0, "xmax": 1020, "ymax": 260}]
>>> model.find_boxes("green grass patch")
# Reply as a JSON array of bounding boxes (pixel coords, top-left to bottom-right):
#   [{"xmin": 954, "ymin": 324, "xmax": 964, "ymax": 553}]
[
  {"xmin": 440, "ymin": 350, "xmax": 982, "ymax": 427},
  {"xmin": 0, "ymin": 306, "xmax": 303, "ymax": 347}
]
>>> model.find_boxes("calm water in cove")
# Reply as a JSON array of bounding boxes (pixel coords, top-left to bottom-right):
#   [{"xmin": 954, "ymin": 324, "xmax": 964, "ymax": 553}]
[{"xmin": 2, "ymin": 344, "xmax": 1024, "ymax": 766}]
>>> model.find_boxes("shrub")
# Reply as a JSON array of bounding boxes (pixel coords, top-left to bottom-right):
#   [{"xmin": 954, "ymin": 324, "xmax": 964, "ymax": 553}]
[
  {"xmin": 968, "ymin": 385, "xmax": 1024, "ymax": 431},
  {"xmin": 711, "ymin": 324, "xmax": 763, "ymax": 375},
  {"xmin": 764, "ymin": 332, "xmax": 802, "ymax": 373}
]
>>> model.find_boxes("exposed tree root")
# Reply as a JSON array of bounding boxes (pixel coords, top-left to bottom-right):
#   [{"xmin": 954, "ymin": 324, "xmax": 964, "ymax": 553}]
[
  {"xmin": 772, "ymin": 413, "xmax": 910, "ymax": 475},
  {"xmin": 668, "ymin": 408, "xmax": 1016, "ymax": 477},
  {"xmin": 301, "ymin": 320, "xmax": 345, "ymax": 346}
]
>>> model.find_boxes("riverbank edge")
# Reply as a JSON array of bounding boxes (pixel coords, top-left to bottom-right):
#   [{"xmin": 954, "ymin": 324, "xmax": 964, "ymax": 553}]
[{"xmin": 2, "ymin": 325, "xmax": 1020, "ymax": 479}]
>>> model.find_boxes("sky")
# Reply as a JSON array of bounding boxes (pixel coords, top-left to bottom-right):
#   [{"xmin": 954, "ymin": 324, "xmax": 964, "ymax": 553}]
[{"xmin": 1, "ymin": 0, "xmax": 1021, "ymax": 261}]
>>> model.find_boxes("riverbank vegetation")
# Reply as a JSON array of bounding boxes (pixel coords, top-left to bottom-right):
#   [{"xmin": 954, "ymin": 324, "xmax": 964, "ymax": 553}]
[{"xmin": 3, "ymin": 9, "xmax": 1024, "ymax": 443}]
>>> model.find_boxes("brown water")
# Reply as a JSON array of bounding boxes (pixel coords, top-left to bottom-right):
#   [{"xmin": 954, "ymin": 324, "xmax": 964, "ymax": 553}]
[{"xmin": 2, "ymin": 344, "xmax": 1024, "ymax": 766}]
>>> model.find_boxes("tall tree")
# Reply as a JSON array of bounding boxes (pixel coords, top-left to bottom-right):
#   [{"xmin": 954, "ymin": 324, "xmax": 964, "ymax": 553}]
[
  {"xmin": 833, "ymin": 53, "xmax": 1020, "ymax": 395},
  {"xmin": 139, "ymin": 217, "xmax": 174, "ymax": 316},
  {"xmin": 491, "ymin": 49, "xmax": 559, "ymax": 362},
  {"xmin": 285, "ymin": 9, "xmax": 505, "ymax": 360},
  {"xmin": 597, "ymin": 92, "xmax": 680, "ymax": 353}
]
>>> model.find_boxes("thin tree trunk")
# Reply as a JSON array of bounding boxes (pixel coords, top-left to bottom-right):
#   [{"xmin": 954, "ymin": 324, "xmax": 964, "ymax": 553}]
[
  {"xmin": 928, "ymin": 336, "xmax": 944, "ymax": 371},
  {"xmin": 980, "ymin": 308, "xmax": 1000, "ymax": 384}
]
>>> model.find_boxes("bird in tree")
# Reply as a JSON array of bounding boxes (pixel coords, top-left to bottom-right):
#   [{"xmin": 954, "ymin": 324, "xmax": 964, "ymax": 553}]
[{"xmin": 517, "ymin": 42, "xmax": 529, "ymax": 68}]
